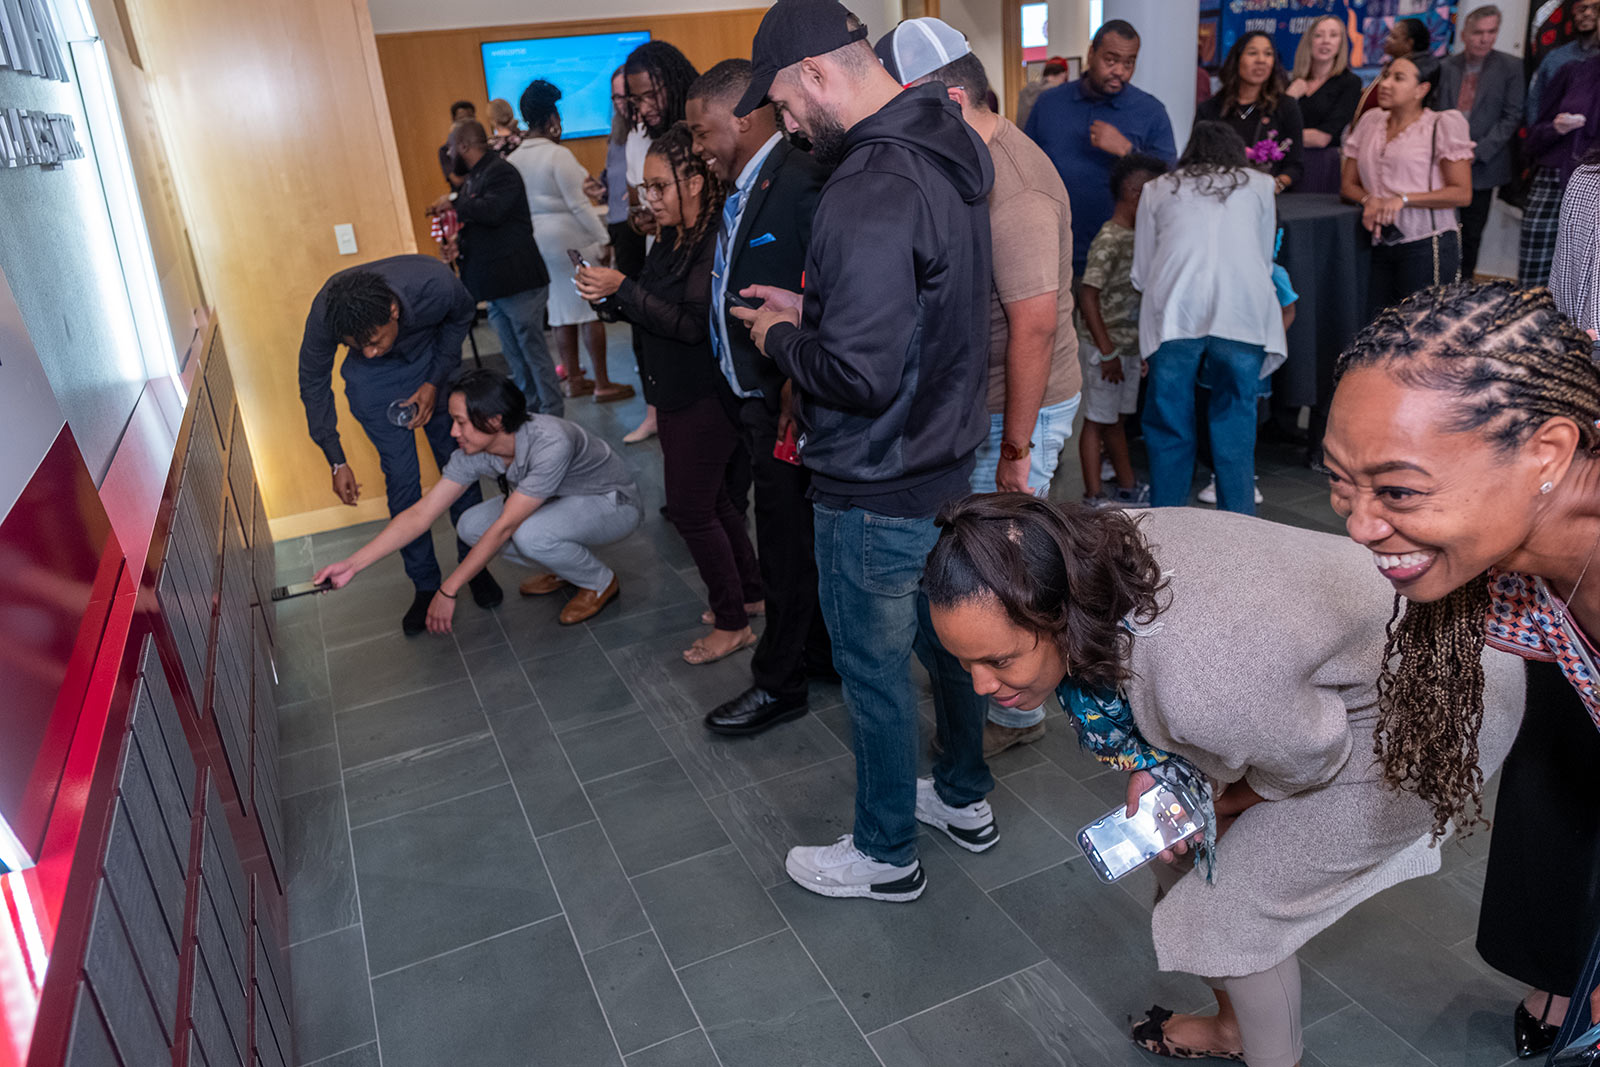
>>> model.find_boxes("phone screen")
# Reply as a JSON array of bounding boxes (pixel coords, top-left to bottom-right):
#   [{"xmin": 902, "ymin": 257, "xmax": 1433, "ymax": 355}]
[
  {"xmin": 567, "ymin": 249, "xmax": 588, "ymax": 269},
  {"xmin": 271, "ymin": 579, "xmax": 333, "ymax": 601},
  {"xmin": 1077, "ymin": 783, "xmax": 1204, "ymax": 883}
]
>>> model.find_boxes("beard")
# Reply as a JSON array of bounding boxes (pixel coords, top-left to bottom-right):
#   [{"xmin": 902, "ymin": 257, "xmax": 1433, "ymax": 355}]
[{"xmin": 807, "ymin": 109, "xmax": 851, "ymax": 170}]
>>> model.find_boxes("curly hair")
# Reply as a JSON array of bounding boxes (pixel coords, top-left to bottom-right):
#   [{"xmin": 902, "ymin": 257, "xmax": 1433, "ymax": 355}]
[
  {"xmin": 1217, "ymin": 30, "xmax": 1288, "ymax": 118},
  {"xmin": 1334, "ymin": 281, "xmax": 1600, "ymax": 837},
  {"xmin": 645, "ymin": 121, "xmax": 725, "ymax": 275},
  {"xmin": 322, "ymin": 271, "xmax": 396, "ymax": 346},
  {"xmin": 923, "ymin": 494, "xmax": 1169, "ymax": 692},
  {"xmin": 624, "ymin": 41, "xmax": 699, "ymax": 136},
  {"xmin": 1168, "ymin": 120, "xmax": 1251, "ymax": 201},
  {"xmin": 519, "ymin": 78, "xmax": 562, "ymax": 134}
]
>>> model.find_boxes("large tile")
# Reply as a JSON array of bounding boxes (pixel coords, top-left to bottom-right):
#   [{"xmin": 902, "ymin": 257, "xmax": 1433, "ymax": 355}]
[
  {"xmin": 326, "ymin": 629, "xmax": 468, "ymax": 711},
  {"xmin": 990, "ymin": 857, "xmax": 1207, "ymax": 1033},
  {"xmin": 460, "ymin": 644, "xmax": 535, "ymax": 712},
  {"xmin": 284, "ymin": 784, "xmax": 359, "ymax": 944},
  {"xmin": 279, "ymin": 695, "xmax": 335, "ymax": 756},
  {"xmin": 625, "ymin": 1030, "xmax": 718, "ymax": 1067},
  {"xmin": 870, "ymin": 961, "xmax": 1149, "ymax": 1067},
  {"xmin": 496, "ymin": 589, "xmax": 607, "ymax": 664},
  {"xmin": 604, "ymin": 625, "xmax": 764, "ymax": 730},
  {"xmin": 288, "ymin": 925, "xmax": 375, "ymax": 1064},
  {"xmin": 560, "ymin": 709, "xmax": 672, "ymax": 783},
  {"xmin": 1003, "ymin": 759, "xmax": 1116, "ymax": 841},
  {"xmin": 540, "ymin": 821, "xmax": 650, "ymax": 952},
  {"xmin": 303, "ymin": 1043, "xmax": 381, "ymax": 1067},
  {"xmin": 775, "ymin": 840, "xmax": 1046, "ymax": 1033},
  {"xmin": 677, "ymin": 931, "xmax": 879, "ymax": 1067},
  {"xmin": 281, "ymin": 744, "xmax": 341, "ymax": 798},
  {"xmin": 1302, "ymin": 1004, "xmax": 1433, "ymax": 1067},
  {"xmin": 275, "ymin": 618, "xmax": 330, "ymax": 705},
  {"xmin": 633, "ymin": 846, "xmax": 787, "ymax": 969},
  {"xmin": 1372, "ymin": 867, "xmax": 1483, "ymax": 950},
  {"xmin": 343, "ymin": 732, "xmax": 507, "ymax": 828},
  {"xmin": 333, "ymin": 679, "xmax": 486, "ymax": 769},
  {"xmin": 447, "ymin": 597, "xmax": 508, "ymax": 654},
  {"xmin": 705, "ymin": 756, "xmax": 858, "ymax": 889},
  {"xmin": 352, "ymin": 784, "xmax": 560, "ymax": 974},
  {"xmin": 526, "ymin": 641, "xmax": 638, "ymax": 733},
  {"xmin": 926, "ymin": 779, "xmax": 1074, "ymax": 892},
  {"xmin": 372, "ymin": 918, "xmax": 622, "ymax": 1067},
  {"xmin": 586, "ymin": 759, "xmax": 729, "ymax": 877},
  {"xmin": 660, "ymin": 713, "xmax": 847, "ymax": 799},
  {"xmin": 316, "ymin": 561, "xmax": 424, "ymax": 650},
  {"xmin": 487, "ymin": 701, "xmax": 594, "ymax": 835},
  {"xmin": 585, "ymin": 932, "xmax": 699, "ymax": 1055}
]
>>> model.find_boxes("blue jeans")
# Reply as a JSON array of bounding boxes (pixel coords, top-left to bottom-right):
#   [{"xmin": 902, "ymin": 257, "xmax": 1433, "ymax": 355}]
[
  {"xmin": 814, "ymin": 504, "xmax": 986, "ymax": 866},
  {"xmin": 486, "ymin": 287, "xmax": 563, "ymax": 417},
  {"xmin": 968, "ymin": 394, "xmax": 1081, "ymax": 496},
  {"xmin": 1144, "ymin": 336, "xmax": 1265, "ymax": 516}
]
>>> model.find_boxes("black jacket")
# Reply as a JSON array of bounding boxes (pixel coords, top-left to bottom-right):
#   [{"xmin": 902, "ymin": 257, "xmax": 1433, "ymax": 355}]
[
  {"xmin": 719, "ymin": 138, "xmax": 826, "ymax": 404},
  {"xmin": 1196, "ymin": 94, "xmax": 1305, "ymax": 187},
  {"xmin": 605, "ymin": 225, "xmax": 728, "ymax": 412},
  {"xmin": 453, "ymin": 152, "xmax": 550, "ymax": 302},
  {"xmin": 766, "ymin": 83, "xmax": 993, "ymax": 506}
]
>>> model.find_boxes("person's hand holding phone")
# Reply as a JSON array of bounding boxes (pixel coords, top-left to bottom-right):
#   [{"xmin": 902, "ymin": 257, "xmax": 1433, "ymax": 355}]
[
  {"xmin": 730, "ymin": 285, "xmax": 802, "ymax": 355},
  {"xmin": 1126, "ymin": 770, "xmax": 1204, "ymax": 864},
  {"xmin": 574, "ymin": 265, "xmax": 624, "ymax": 302},
  {"xmin": 313, "ymin": 558, "xmax": 359, "ymax": 590}
]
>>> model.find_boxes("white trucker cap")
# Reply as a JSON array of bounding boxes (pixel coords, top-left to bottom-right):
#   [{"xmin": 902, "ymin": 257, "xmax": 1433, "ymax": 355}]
[{"xmin": 874, "ymin": 17, "xmax": 972, "ymax": 86}]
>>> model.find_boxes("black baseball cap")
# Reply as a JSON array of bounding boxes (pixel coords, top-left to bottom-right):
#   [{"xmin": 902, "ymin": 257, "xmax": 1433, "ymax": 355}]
[{"xmin": 733, "ymin": 0, "xmax": 870, "ymax": 117}]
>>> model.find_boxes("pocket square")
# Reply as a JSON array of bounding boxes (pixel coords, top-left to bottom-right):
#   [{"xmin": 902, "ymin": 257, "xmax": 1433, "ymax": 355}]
[{"xmin": 748, "ymin": 232, "xmax": 776, "ymax": 247}]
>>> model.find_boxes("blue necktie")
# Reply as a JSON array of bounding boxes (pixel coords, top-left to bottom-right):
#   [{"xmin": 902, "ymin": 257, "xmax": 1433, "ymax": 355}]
[{"xmin": 711, "ymin": 185, "xmax": 744, "ymax": 369}]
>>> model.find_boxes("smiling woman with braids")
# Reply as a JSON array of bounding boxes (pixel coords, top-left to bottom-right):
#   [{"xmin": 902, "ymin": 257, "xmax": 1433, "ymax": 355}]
[
  {"xmin": 1323, "ymin": 280, "xmax": 1600, "ymax": 1059},
  {"xmin": 575, "ymin": 124, "xmax": 764, "ymax": 668},
  {"xmin": 923, "ymin": 496, "xmax": 1523, "ymax": 1066}
]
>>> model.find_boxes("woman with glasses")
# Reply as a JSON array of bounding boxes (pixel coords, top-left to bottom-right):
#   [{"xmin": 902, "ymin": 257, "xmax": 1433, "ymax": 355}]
[
  {"xmin": 575, "ymin": 124, "xmax": 763, "ymax": 666},
  {"xmin": 507, "ymin": 79, "xmax": 633, "ymax": 403}
]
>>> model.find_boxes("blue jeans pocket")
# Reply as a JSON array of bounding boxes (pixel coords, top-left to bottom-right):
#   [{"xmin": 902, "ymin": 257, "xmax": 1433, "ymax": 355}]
[{"xmin": 861, "ymin": 513, "xmax": 937, "ymax": 597}]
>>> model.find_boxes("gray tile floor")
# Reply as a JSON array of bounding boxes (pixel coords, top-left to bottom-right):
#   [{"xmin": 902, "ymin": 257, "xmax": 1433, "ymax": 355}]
[{"xmin": 276, "ymin": 325, "xmax": 1525, "ymax": 1067}]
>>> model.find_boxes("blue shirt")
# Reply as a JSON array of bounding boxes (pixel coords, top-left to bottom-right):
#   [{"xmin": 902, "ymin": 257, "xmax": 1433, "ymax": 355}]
[{"xmin": 1025, "ymin": 79, "xmax": 1177, "ymax": 275}]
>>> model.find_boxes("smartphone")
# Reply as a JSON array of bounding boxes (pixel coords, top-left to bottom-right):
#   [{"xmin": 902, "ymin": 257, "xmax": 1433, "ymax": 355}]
[
  {"xmin": 773, "ymin": 423, "xmax": 801, "ymax": 466},
  {"xmin": 567, "ymin": 248, "xmax": 590, "ymax": 269},
  {"xmin": 726, "ymin": 292, "xmax": 765, "ymax": 312},
  {"xmin": 1077, "ymin": 780, "xmax": 1206, "ymax": 883},
  {"xmin": 271, "ymin": 579, "xmax": 333, "ymax": 602}
]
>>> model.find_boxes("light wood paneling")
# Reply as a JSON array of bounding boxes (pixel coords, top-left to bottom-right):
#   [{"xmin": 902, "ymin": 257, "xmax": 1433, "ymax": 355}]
[
  {"xmin": 375, "ymin": 9, "xmax": 768, "ymax": 254},
  {"xmin": 123, "ymin": 0, "xmax": 419, "ymax": 531}
]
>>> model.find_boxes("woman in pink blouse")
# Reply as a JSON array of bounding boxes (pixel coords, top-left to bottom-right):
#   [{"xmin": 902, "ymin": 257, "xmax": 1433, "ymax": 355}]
[{"xmin": 1340, "ymin": 52, "xmax": 1474, "ymax": 317}]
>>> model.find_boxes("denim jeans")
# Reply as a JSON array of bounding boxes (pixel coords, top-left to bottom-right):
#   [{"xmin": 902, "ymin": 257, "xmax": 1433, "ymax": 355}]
[
  {"xmin": 815, "ymin": 503, "xmax": 973, "ymax": 866},
  {"xmin": 1144, "ymin": 336, "xmax": 1265, "ymax": 516},
  {"xmin": 486, "ymin": 287, "xmax": 563, "ymax": 417},
  {"xmin": 968, "ymin": 394, "xmax": 1081, "ymax": 496}
]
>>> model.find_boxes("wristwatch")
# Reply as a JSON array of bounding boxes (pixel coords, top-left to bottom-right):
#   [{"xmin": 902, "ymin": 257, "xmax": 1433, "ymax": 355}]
[{"xmin": 999, "ymin": 440, "xmax": 1033, "ymax": 462}]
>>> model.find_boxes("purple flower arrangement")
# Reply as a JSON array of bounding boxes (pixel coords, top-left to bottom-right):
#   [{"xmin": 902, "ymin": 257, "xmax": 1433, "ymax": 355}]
[{"xmin": 1247, "ymin": 131, "xmax": 1290, "ymax": 167}]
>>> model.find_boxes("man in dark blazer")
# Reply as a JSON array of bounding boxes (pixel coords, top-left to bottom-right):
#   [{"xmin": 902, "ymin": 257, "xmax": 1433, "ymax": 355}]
[
  {"xmin": 685, "ymin": 59, "xmax": 834, "ymax": 736},
  {"xmin": 1439, "ymin": 5, "xmax": 1526, "ymax": 278},
  {"xmin": 433, "ymin": 121, "xmax": 561, "ymax": 418}
]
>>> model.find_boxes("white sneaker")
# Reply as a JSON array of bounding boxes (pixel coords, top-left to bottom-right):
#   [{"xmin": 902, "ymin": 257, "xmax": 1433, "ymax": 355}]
[
  {"xmin": 785, "ymin": 834, "xmax": 926, "ymax": 901},
  {"xmin": 1100, "ymin": 458, "xmax": 1117, "ymax": 482},
  {"xmin": 1198, "ymin": 477, "xmax": 1262, "ymax": 506},
  {"xmin": 914, "ymin": 777, "xmax": 999, "ymax": 853}
]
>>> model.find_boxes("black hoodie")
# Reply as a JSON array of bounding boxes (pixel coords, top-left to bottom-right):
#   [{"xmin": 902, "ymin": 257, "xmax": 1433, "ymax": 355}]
[{"xmin": 765, "ymin": 83, "xmax": 994, "ymax": 516}]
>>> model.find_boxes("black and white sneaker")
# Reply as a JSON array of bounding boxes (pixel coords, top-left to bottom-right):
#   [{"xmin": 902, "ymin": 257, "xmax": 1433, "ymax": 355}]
[
  {"xmin": 914, "ymin": 777, "xmax": 999, "ymax": 853},
  {"xmin": 785, "ymin": 835, "xmax": 925, "ymax": 902}
]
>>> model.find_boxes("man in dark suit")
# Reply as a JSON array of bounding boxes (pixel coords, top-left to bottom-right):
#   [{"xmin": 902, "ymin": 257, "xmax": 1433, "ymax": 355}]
[
  {"xmin": 1439, "ymin": 5, "xmax": 1525, "ymax": 278},
  {"xmin": 685, "ymin": 59, "xmax": 834, "ymax": 736},
  {"xmin": 432, "ymin": 121, "xmax": 561, "ymax": 418}
]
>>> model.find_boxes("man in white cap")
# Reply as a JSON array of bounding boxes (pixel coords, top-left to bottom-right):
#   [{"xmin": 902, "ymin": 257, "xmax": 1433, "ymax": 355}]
[
  {"xmin": 878, "ymin": 18, "xmax": 1087, "ymax": 762},
  {"xmin": 729, "ymin": 0, "xmax": 998, "ymax": 903}
]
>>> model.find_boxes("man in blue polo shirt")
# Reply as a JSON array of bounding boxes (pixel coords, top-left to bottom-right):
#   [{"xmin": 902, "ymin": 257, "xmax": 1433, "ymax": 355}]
[{"xmin": 1024, "ymin": 19, "xmax": 1176, "ymax": 276}]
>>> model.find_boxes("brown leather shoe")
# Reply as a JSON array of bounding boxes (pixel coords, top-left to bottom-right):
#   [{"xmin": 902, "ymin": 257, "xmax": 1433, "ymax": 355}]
[
  {"xmin": 559, "ymin": 576, "xmax": 619, "ymax": 625},
  {"xmin": 982, "ymin": 720, "xmax": 1046, "ymax": 759},
  {"xmin": 519, "ymin": 573, "xmax": 571, "ymax": 596}
]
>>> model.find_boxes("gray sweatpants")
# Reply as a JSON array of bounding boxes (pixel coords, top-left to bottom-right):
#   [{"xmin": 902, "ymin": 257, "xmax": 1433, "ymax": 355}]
[{"xmin": 456, "ymin": 491, "xmax": 641, "ymax": 593}]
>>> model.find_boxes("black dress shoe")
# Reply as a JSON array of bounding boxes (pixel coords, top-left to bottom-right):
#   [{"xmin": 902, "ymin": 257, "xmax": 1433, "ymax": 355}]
[
  {"xmin": 705, "ymin": 686, "xmax": 808, "ymax": 736},
  {"xmin": 468, "ymin": 569, "xmax": 503, "ymax": 608},
  {"xmin": 1515, "ymin": 999, "xmax": 1560, "ymax": 1059},
  {"xmin": 402, "ymin": 589, "xmax": 435, "ymax": 636}
]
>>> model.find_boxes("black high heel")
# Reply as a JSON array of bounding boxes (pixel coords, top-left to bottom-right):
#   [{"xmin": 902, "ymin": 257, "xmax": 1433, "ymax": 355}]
[{"xmin": 1515, "ymin": 996, "xmax": 1560, "ymax": 1059}]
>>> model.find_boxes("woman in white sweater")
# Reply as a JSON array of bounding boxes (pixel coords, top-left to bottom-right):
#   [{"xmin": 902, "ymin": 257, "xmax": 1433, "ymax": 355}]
[
  {"xmin": 508, "ymin": 80, "xmax": 633, "ymax": 403},
  {"xmin": 1133, "ymin": 121, "xmax": 1286, "ymax": 515}
]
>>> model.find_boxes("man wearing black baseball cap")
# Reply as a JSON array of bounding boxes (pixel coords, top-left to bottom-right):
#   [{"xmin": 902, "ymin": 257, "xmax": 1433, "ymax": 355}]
[{"xmin": 729, "ymin": 0, "xmax": 998, "ymax": 904}]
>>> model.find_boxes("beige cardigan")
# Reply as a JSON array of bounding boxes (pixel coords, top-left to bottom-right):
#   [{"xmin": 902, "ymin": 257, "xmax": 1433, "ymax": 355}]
[{"xmin": 1124, "ymin": 509, "xmax": 1525, "ymax": 978}]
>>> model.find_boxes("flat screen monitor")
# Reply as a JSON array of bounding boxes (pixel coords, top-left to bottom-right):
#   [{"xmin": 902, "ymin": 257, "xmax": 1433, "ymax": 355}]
[{"xmin": 481, "ymin": 31, "xmax": 650, "ymax": 141}]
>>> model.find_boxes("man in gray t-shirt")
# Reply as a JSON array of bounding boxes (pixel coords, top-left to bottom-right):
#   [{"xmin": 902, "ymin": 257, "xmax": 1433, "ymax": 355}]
[{"xmin": 316, "ymin": 371, "xmax": 643, "ymax": 630}]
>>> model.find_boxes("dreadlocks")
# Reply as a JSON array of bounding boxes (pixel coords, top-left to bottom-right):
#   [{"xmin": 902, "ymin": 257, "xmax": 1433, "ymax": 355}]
[
  {"xmin": 1335, "ymin": 280, "xmax": 1600, "ymax": 839},
  {"xmin": 624, "ymin": 41, "xmax": 699, "ymax": 137},
  {"xmin": 645, "ymin": 122, "xmax": 725, "ymax": 275},
  {"xmin": 322, "ymin": 271, "xmax": 396, "ymax": 347}
]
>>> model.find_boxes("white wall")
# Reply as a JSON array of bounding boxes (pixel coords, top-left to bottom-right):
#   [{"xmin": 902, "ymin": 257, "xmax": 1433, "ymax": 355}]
[
  {"xmin": 1104, "ymin": 0, "xmax": 1198, "ymax": 149},
  {"xmin": 939, "ymin": 0, "xmax": 1005, "ymax": 107},
  {"xmin": 367, "ymin": 0, "xmax": 900, "ymax": 36}
]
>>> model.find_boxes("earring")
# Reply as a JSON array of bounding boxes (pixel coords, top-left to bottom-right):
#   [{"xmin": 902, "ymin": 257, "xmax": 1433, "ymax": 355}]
[{"xmin": 1540, "ymin": 481, "xmax": 1555, "ymax": 494}]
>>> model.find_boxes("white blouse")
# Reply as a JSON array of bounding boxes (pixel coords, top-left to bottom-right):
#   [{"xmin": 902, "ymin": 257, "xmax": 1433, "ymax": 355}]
[{"xmin": 1130, "ymin": 168, "xmax": 1287, "ymax": 376}]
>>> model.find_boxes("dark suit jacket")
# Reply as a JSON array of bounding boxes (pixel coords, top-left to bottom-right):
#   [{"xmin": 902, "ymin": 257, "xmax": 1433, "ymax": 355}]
[
  {"xmin": 453, "ymin": 152, "xmax": 550, "ymax": 303},
  {"xmin": 719, "ymin": 138, "xmax": 826, "ymax": 406},
  {"xmin": 1439, "ymin": 50, "xmax": 1526, "ymax": 189}
]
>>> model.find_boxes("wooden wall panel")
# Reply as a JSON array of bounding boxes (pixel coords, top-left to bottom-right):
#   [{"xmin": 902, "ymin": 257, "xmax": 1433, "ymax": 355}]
[
  {"xmin": 375, "ymin": 9, "xmax": 768, "ymax": 255},
  {"xmin": 122, "ymin": 0, "xmax": 418, "ymax": 533}
]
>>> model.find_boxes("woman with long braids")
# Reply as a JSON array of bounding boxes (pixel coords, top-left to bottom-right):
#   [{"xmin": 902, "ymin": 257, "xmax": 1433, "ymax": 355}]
[
  {"xmin": 1322, "ymin": 280, "xmax": 1600, "ymax": 1059},
  {"xmin": 575, "ymin": 124, "xmax": 763, "ymax": 666},
  {"xmin": 921, "ymin": 496, "xmax": 1524, "ymax": 1066}
]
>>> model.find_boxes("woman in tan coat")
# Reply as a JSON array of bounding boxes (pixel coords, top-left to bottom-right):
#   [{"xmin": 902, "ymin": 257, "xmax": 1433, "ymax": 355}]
[{"xmin": 923, "ymin": 497, "xmax": 1524, "ymax": 1067}]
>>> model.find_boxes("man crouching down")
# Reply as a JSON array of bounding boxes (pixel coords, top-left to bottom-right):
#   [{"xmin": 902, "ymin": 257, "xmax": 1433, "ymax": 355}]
[{"xmin": 315, "ymin": 369, "xmax": 641, "ymax": 628}]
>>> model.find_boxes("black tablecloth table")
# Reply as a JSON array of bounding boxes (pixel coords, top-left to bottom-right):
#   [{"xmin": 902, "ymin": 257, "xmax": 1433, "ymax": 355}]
[{"xmin": 1274, "ymin": 193, "xmax": 1371, "ymax": 411}]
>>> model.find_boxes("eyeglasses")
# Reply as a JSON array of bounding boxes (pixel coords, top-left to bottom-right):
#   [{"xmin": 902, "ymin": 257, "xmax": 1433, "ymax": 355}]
[
  {"xmin": 625, "ymin": 87, "xmax": 662, "ymax": 106},
  {"xmin": 636, "ymin": 180, "xmax": 673, "ymax": 201}
]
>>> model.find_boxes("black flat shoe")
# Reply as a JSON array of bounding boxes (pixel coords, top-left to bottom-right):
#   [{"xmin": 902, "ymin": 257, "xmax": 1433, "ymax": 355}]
[
  {"xmin": 1515, "ymin": 999, "xmax": 1560, "ymax": 1059},
  {"xmin": 402, "ymin": 589, "xmax": 434, "ymax": 636},
  {"xmin": 704, "ymin": 686, "xmax": 807, "ymax": 736},
  {"xmin": 468, "ymin": 569, "xmax": 503, "ymax": 609}
]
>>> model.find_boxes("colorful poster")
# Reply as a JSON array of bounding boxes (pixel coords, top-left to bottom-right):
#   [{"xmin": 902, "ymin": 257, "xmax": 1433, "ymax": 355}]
[{"xmin": 1219, "ymin": 1, "xmax": 1460, "ymax": 78}]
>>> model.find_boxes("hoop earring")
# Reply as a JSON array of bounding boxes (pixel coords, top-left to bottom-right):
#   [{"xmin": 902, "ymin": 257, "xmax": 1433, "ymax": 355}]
[{"xmin": 1540, "ymin": 481, "xmax": 1555, "ymax": 494}]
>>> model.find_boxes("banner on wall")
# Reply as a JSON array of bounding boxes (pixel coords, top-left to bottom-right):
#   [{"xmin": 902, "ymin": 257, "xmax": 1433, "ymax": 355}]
[{"xmin": 1220, "ymin": 1, "xmax": 1461, "ymax": 77}]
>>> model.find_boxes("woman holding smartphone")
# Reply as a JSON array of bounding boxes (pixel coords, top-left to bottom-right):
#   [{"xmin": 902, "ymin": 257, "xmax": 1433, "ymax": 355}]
[
  {"xmin": 575, "ymin": 123, "xmax": 763, "ymax": 666},
  {"xmin": 922, "ymin": 495, "xmax": 1524, "ymax": 1067}
]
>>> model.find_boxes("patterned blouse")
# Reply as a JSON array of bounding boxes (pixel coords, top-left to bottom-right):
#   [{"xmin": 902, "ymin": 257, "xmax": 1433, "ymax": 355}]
[{"xmin": 1485, "ymin": 568, "xmax": 1600, "ymax": 729}]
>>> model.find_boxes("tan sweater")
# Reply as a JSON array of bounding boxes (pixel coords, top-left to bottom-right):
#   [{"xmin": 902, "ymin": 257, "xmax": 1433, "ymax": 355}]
[{"xmin": 1124, "ymin": 509, "xmax": 1524, "ymax": 977}]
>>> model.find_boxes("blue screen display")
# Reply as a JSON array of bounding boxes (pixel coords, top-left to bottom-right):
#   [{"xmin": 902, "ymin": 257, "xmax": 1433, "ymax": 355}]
[{"xmin": 481, "ymin": 31, "xmax": 650, "ymax": 141}]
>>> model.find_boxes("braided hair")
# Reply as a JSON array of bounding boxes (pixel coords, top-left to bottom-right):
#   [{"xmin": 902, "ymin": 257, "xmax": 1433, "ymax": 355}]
[
  {"xmin": 323, "ymin": 271, "xmax": 395, "ymax": 346},
  {"xmin": 1334, "ymin": 281, "xmax": 1600, "ymax": 839},
  {"xmin": 624, "ymin": 41, "xmax": 699, "ymax": 136},
  {"xmin": 519, "ymin": 79, "xmax": 561, "ymax": 135},
  {"xmin": 645, "ymin": 122, "xmax": 725, "ymax": 275}
]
